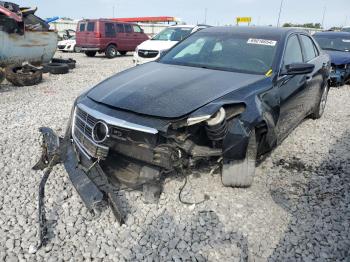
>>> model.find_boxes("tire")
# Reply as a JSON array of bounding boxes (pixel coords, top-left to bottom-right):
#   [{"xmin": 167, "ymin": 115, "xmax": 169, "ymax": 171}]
[
  {"xmin": 0, "ymin": 68, "xmax": 4, "ymax": 84},
  {"xmin": 118, "ymin": 51, "xmax": 127, "ymax": 56},
  {"xmin": 43, "ymin": 63, "xmax": 69, "ymax": 74},
  {"xmin": 85, "ymin": 51, "xmax": 96, "ymax": 57},
  {"xmin": 221, "ymin": 129, "xmax": 257, "ymax": 187},
  {"xmin": 105, "ymin": 45, "xmax": 117, "ymax": 59},
  {"xmin": 51, "ymin": 58, "xmax": 76, "ymax": 69},
  {"xmin": 310, "ymin": 83, "xmax": 329, "ymax": 119},
  {"xmin": 5, "ymin": 64, "xmax": 42, "ymax": 86},
  {"xmin": 73, "ymin": 45, "xmax": 78, "ymax": 53}
]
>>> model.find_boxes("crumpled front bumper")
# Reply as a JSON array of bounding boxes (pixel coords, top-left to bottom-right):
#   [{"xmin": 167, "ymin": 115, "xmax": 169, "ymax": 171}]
[{"xmin": 36, "ymin": 127, "xmax": 125, "ymax": 224}]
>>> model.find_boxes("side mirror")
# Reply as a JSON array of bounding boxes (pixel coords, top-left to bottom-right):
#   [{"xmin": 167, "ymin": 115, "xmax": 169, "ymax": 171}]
[{"xmin": 281, "ymin": 63, "xmax": 315, "ymax": 75}]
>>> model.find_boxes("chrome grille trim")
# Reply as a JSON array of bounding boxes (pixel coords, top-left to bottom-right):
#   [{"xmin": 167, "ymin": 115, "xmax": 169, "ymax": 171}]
[
  {"xmin": 77, "ymin": 103, "xmax": 158, "ymax": 134},
  {"xmin": 72, "ymin": 107, "xmax": 109, "ymax": 159}
]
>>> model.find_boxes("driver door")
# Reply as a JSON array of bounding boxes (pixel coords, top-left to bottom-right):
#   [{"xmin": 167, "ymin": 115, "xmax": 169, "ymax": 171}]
[{"xmin": 276, "ymin": 34, "xmax": 309, "ymax": 142}]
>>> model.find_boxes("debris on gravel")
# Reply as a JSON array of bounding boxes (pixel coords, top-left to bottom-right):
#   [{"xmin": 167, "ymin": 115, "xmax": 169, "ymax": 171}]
[{"xmin": 0, "ymin": 52, "xmax": 349, "ymax": 261}]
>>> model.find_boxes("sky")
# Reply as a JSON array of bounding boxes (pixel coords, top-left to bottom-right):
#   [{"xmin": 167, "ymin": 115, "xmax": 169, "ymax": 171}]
[{"xmin": 15, "ymin": 0, "xmax": 350, "ymax": 29}]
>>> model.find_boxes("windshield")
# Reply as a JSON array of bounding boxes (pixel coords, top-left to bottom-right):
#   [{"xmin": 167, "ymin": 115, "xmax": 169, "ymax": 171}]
[
  {"xmin": 159, "ymin": 33, "xmax": 278, "ymax": 75},
  {"xmin": 314, "ymin": 35, "xmax": 350, "ymax": 52},
  {"xmin": 341, "ymin": 28, "xmax": 350, "ymax": 33},
  {"xmin": 152, "ymin": 27, "xmax": 193, "ymax": 41}
]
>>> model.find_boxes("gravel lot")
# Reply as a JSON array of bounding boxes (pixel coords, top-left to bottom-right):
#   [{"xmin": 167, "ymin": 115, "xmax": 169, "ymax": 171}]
[{"xmin": 0, "ymin": 52, "xmax": 349, "ymax": 262}]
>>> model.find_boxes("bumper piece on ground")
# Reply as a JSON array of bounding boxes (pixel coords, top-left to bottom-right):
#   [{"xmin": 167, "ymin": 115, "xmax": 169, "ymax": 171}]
[{"xmin": 33, "ymin": 127, "xmax": 126, "ymax": 250}]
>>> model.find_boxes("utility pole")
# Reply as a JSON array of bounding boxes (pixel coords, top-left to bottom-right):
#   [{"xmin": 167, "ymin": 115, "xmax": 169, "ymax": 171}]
[
  {"xmin": 204, "ymin": 8, "xmax": 207, "ymax": 24},
  {"xmin": 277, "ymin": 0, "xmax": 284, "ymax": 27},
  {"xmin": 112, "ymin": 5, "xmax": 115, "ymax": 18},
  {"xmin": 321, "ymin": 5, "xmax": 327, "ymax": 29}
]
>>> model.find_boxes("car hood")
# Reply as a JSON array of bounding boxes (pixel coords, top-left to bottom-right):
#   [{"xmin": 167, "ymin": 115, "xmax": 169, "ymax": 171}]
[
  {"xmin": 87, "ymin": 62, "xmax": 265, "ymax": 118},
  {"xmin": 58, "ymin": 39, "xmax": 75, "ymax": 45},
  {"xmin": 325, "ymin": 50, "xmax": 350, "ymax": 65},
  {"xmin": 137, "ymin": 39, "xmax": 177, "ymax": 51}
]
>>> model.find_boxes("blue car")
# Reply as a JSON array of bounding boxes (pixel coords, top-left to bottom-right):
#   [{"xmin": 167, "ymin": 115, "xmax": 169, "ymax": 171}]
[{"xmin": 314, "ymin": 32, "xmax": 350, "ymax": 86}]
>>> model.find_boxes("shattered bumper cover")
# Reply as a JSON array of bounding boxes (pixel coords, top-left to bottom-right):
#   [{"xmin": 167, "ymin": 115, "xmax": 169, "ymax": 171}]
[{"xmin": 36, "ymin": 127, "xmax": 125, "ymax": 224}]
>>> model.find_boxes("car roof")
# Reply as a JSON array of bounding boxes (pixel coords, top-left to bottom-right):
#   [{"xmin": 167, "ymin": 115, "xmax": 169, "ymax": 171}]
[
  {"xmin": 197, "ymin": 26, "xmax": 308, "ymax": 40},
  {"xmin": 78, "ymin": 19, "xmax": 135, "ymax": 24},
  {"xmin": 314, "ymin": 31, "xmax": 350, "ymax": 38},
  {"xmin": 169, "ymin": 24, "xmax": 197, "ymax": 28}
]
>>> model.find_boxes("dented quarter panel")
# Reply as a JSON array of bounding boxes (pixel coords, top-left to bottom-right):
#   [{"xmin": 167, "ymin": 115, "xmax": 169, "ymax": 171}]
[{"xmin": 0, "ymin": 30, "xmax": 57, "ymax": 67}]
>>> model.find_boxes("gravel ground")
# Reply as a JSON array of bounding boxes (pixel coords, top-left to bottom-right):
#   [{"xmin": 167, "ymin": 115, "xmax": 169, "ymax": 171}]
[{"xmin": 0, "ymin": 52, "xmax": 349, "ymax": 262}]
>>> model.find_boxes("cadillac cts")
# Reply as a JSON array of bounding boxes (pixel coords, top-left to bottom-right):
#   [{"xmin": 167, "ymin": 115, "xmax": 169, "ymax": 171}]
[{"xmin": 35, "ymin": 27, "xmax": 330, "ymax": 225}]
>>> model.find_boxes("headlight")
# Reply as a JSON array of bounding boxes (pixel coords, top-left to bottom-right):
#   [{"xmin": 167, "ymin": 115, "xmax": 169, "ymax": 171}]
[{"xmin": 187, "ymin": 115, "xmax": 212, "ymax": 126}]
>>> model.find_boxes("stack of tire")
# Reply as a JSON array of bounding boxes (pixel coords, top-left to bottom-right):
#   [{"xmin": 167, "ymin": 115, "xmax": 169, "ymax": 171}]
[{"xmin": 1, "ymin": 58, "xmax": 76, "ymax": 87}]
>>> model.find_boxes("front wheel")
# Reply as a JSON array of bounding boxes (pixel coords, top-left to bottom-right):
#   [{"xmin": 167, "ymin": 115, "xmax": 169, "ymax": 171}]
[
  {"xmin": 311, "ymin": 84, "xmax": 329, "ymax": 119},
  {"xmin": 221, "ymin": 129, "xmax": 257, "ymax": 187}
]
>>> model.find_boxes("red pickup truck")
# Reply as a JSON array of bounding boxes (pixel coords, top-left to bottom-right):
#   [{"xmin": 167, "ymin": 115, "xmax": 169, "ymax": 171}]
[{"xmin": 76, "ymin": 19, "xmax": 149, "ymax": 58}]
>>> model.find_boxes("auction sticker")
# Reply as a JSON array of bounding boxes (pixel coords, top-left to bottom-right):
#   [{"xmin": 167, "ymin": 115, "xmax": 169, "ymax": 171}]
[{"xmin": 247, "ymin": 38, "xmax": 277, "ymax": 46}]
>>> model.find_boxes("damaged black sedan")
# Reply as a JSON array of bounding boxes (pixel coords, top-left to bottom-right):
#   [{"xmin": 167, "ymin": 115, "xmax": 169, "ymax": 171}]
[{"xmin": 35, "ymin": 27, "xmax": 330, "ymax": 230}]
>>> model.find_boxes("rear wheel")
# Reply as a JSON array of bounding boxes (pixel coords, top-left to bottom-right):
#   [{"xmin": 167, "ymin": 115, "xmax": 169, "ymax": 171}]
[
  {"xmin": 105, "ymin": 45, "xmax": 118, "ymax": 59},
  {"xmin": 85, "ymin": 51, "xmax": 96, "ymax": 57},
  {"xmin": 119, "ymin": 51, "xmax": 127, "ymax": 56},
  {"xmin": 311, "ymin": 84, "xmax": 329, "ymax": 119},
  {"xmin": 221, "ymin": 129, "xmax": 257, "ymax": 187}
]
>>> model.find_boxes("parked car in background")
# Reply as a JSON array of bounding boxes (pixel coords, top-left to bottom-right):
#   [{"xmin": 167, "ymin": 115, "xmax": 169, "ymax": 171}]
[
  {"xmin": 341, "ymin": 26, "xmax": 350, "ymax": 33},
  {"xmin": 133, "ymin": 24, "xmax": 210, "ymax": 65},
  {"xmin": 75, "ymin": 19, "xmax": 149, "ymax": 58},
  {"xmin": 57, "ymin": 36, "xmax": 77, "ymax": 52},
  {"xmin": 38, "ymin": 27, "xmax": 330, "ymax": 221},
  {"xmin": 314, "ymin": 32, "xmax": 350, "ymax": 86}
]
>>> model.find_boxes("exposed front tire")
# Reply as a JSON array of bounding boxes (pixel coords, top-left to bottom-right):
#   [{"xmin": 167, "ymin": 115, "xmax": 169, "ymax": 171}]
[
  {"xmin": 5, "ymin": 64, "xmax": 43, "ymax": 86},
  {"xmin": 85, "ymin": 51, "xmax": 96, "ymax": 57},
  {"xmin": 221, "ymin": 129, "xmax": 257, "ymax": 187},
  {"xmin": 105, "ymin": 45, "xmax": 118, "ymax": 59},
  {"xmin": 311, "ymin": 84, "xmax": 329, "ymax": 119}
]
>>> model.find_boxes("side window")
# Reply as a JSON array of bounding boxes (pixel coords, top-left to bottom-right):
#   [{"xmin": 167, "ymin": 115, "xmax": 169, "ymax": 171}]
[
  {"xmin": 105, "ymin": 23, "xmax": 116, "ymax": 37},
  {"xmin": 116, "ymin": 24, "xmax": 124, "ymax": 33},
  {"xmin": 283, "ymin": 35, "xmax": 303, "ymax": 66},
  {"xmin": 87, "ymin": 22, "xmax": 95, "ymax": 32},
  {"xmin": 133, "ymin": 25, "xmax": 142, "ymax": 33},
  {"xmin": 300, "ymin": 35, "xmax": 318, "ymax": 62},
  {"xmin": 124, "ymin": 24, "xmax": 132, "ymax": 33},
  {"xmin": 79, "ymin": 23, "xmax": 86, "ymax": 32}
]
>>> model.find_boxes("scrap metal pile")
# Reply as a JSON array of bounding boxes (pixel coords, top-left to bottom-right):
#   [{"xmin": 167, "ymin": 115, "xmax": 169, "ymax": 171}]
[{"xmin": 0, "ymin": 1, "xmax": 76, "ymax": 86}]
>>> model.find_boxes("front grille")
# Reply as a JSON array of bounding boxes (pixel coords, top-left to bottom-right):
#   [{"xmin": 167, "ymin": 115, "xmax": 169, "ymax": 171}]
[
  {"xmin": 138, "ymin": 49, "xmax": 159, "ymax": 58},
  {"xmin": 73, "ymin": 107, "xmax": 109, "ymax": 159}
]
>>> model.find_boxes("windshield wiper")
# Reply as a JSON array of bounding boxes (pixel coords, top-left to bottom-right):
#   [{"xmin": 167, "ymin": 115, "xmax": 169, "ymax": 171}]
[{"xmin": 323, "ymin": 47, "xmax": 344, "ymax": 52}]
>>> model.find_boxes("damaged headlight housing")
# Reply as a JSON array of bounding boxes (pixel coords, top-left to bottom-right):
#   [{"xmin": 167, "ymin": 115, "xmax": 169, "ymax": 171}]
[{"xmin": 187, "ymin": 104, "xmax": 246, "ymax": 127}]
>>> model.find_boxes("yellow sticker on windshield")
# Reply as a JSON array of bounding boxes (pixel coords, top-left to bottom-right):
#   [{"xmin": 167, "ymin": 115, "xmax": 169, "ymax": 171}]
[{"xmin": 265, "ymin": 69, "xmax": 273, "ymax": 77}]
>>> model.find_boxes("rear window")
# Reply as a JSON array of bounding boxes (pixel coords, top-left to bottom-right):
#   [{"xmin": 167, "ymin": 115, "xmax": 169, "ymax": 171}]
[
  {"xmin": 79, "ymin": 23, "xmax": 86, "ymax": 32},
  {"xmin": 87, "ymin": 22, "xmax": 95, "ymax": 32},
  {"xmin": 116, "ymin": 24, "xmax": 124, "ymax": 33},
  {"xmin": 124, "ymin": 24, "xmax": 132, "ymax": 33}
]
